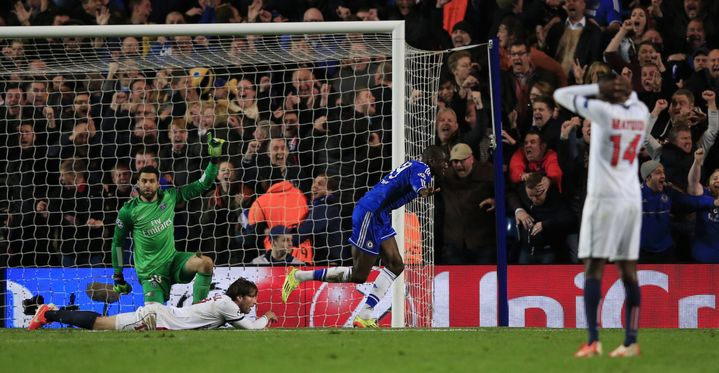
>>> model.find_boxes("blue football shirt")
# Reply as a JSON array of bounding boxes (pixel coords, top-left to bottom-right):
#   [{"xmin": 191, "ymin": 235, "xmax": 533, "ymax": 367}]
[{"xmin": 357, "ymin": 160, "xmax": 432, "ymax": 213}]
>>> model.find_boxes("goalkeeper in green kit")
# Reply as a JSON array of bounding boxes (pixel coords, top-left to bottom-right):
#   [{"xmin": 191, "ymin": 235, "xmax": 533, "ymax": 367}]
[{"xmin": 111, "ymin": 133, "xmax": 225, "ymax": 304}]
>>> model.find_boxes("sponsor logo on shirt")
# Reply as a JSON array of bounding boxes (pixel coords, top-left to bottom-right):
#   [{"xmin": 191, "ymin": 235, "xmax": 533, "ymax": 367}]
[
  {"xmin": 149, "ymin": 275, "xmax": 163, "ymax": 287},
  {"xmin": 142, "ymin": 218, "xmax": 173, "ymax": 237}
]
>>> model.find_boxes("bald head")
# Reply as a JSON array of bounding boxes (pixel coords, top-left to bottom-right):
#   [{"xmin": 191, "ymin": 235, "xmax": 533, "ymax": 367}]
[
  {"xmin": 303, "ymin": 8, "xmax": 324, "ymax": 22},
  {"xmin": 708, "ymin": 49, "xmax": 719, "ymax": 79}
]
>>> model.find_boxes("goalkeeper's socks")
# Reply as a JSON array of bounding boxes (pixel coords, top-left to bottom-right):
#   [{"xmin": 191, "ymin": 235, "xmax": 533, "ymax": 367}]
[
  {"xmin": 193, "ymin": 272, "xmax": 213, "ymax": 303},
  {"xmin": 308, "ymin": 267, "xmax": 352, "ymax": 283},
  {"xmin": 623, "ymin": 281, "xmax": 641, "ymax": 346},
  {"xmin": 584, "ymin": 278, "xmax": 602, "ymax": 344},
  {"xmin": 46, "ymin": 310, "xmax": 100, "ymax": 330},
  {"xmin": 359, "ymin": 268, "xmax": 397, "ymax": 319}
]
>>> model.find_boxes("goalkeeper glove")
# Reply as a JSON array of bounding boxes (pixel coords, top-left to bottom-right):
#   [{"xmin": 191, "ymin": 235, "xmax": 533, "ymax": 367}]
[
  {"xmin": 112, "ymin": 271, "xmax": 132, "ymax": 295},
  {"xmin": 207, "ymin": 133, "xmax": 225, "ymax": 158}
]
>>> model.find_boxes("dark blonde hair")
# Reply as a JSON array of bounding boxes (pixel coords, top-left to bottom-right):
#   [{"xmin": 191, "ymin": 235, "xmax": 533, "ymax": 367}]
[{"xmin": 226, "ymin": 277, "xmax": 258, "ymax": 300}]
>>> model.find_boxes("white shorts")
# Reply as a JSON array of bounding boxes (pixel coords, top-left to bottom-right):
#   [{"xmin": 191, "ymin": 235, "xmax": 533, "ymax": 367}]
[
  {"xmin": 114, "ymin": 303, "xmax": 163, "ymax": 331},
  {"xmin": 578, "ymin": 197, "xmax": 641, "ymax": 261}
]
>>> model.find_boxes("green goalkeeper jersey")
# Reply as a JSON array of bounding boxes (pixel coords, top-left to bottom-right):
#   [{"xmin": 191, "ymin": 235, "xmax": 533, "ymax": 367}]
[{"xmin": 111, "ymin": 162, "xmax": 218, "ymax": 278}]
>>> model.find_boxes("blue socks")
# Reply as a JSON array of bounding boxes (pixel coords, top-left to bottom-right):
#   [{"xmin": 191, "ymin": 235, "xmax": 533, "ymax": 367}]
[
  {"xmin": 312, "ymin": 269, "xmax": 326, "ymax": 281},
  {"xmin": 584, "ymin": 278, "xmax": 640, "ymax": 346},
  {"xmin": 46, "ymin": 310, "xmax": 100, "ymax": 329},
  {"xmin": 623, "ymin": 281, "xmax": 641, "ymax": 346},
  {"xmin": 584, "ymin": 278, "xmax": 601, "ymax": 343}
]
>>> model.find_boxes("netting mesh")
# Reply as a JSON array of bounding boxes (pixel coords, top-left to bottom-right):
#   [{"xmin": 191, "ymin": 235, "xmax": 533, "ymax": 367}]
[
  {"xmin": 0, "ymin": 27, "xmax": 442, "ymax": 328},
  {"xmin": 403, "ymin": 46, "xmax": 443, "ymax": 327}
]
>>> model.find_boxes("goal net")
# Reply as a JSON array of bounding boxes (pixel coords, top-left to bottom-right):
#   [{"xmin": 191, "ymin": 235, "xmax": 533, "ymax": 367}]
[{"xmin": 0, "ymin": 22, "xmax": 443, "ymax": 328}]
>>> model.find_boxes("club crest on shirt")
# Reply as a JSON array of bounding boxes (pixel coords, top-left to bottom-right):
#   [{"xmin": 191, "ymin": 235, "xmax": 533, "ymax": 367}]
[
  {"xmin": 661, "ymin": 194, "xmax": 669, "ymax": 203},
  {"xmin": 708, "ymin": 208, "xmax": 719, "ymax": 223},
  {"xmin": 159, "ymin": 203, "xmax": 167, "ymax": 210},
  {"xmin": 149, "ymin": 275, "xmax": 163, "ymax": 287}
]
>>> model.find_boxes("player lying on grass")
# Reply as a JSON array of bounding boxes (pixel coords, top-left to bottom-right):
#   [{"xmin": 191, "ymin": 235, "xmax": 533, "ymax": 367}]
[
  {"xmin": 111, "ymin": 133, "xmax": 225, "ymax": 305},
  {"xmin": 282, "ymin": 145, "xmax": 447, "ymax": 327},
  {"xmin": 554, "ymin": 73, "xmax": 648, "ymax": 358},
  {"xmin": 28, "ymin": 277, "xmax": 277, "ymax": 330}
]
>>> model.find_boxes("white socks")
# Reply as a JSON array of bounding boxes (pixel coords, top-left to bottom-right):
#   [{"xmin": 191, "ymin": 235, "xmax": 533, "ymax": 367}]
[
  {"xmin": 359, "ymin": 268, "xmax": 397, "ymax": 319},
  {"xmin": 294, "ymin": 267, "xmax": 352, "ymax": 283}
]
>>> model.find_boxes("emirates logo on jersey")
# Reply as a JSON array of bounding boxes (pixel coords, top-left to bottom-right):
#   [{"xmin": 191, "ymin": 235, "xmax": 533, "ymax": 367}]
[{"xmin": 142, "ymin": 218, "xmax": 173, "ymax": 237}]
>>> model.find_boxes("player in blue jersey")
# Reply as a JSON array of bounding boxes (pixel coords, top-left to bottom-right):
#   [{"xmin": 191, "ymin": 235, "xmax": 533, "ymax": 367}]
[{"xmin": 281, "ymin": 145, "xmax": 447, "ymax": 327}]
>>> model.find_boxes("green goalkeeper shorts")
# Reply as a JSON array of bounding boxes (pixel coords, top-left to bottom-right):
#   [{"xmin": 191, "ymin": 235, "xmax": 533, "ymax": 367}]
[{"xmin": 140, "ymin": 251, "xmax": 196, "ymax": 303}]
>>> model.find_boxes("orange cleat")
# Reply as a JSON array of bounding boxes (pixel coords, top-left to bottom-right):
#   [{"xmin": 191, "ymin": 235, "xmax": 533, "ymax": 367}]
[
  {"xmin": 574, "ymin": 341, "xmax": 603, "ymax": 357},
  {"xmin": 28, "ymin": 304, "xmax": 57, "ymax": 330},
  {"xmin": 609, "ymin": 343, "xmax": 640, "ymax": 357}
]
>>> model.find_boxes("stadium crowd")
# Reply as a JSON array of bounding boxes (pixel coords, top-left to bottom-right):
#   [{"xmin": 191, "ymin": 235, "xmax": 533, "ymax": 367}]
[{"xmin": 1, "ymin": 0, "xmax": 718, "ymax": 267}]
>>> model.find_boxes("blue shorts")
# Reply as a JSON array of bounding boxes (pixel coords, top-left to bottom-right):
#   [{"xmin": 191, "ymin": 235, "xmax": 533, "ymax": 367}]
[{"xmin": 348, "ymin": 205, "xmax": 396, "ymax": 256}]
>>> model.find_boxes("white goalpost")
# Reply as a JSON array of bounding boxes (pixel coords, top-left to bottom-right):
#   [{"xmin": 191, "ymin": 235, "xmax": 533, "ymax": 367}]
[{"xmin": 0, "ymin": 22, "xmax": 444, "ymax": 328}]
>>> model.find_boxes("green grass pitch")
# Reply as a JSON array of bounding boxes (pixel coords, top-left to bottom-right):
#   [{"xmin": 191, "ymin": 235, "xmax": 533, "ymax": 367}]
[{"xmin": 1, "ymin": 328, "xmax": 716, "ymax": 372}]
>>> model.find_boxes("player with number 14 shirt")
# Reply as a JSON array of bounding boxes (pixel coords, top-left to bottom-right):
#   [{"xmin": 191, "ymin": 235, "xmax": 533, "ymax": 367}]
[{"xmin": 554, "ymin": 73, "xmax": 649, "ymax": 358}]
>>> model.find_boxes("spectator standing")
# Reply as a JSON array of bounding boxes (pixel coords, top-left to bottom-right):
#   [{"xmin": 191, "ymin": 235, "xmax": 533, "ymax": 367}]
[
  {"xmin": 515, "ymin": 173, "xmax": 575, "ymax": 264},
  {"xmin": 543, "ymin": 0, "xmax": 602, "ymax": 79},
  {"xmin": 201, "ymin": 160, "xmax": 243, "ymax": 265},
  {"xmin": 251, "ymin": 225, "xmax": 305, "ymax": 265},
  {"xmin": 6, "ymin": 122, "xmax": 52, "ymax": 266},
  {"xmin": 35, "ymin": 158, "xmax": 105, "ymax": 266},
  {"xmin": 509, "ymin": 130, "xmax": 563, "ymax": 189},
  {"xmin": 687, "ymin": 148, "xmax": 719, "ymax": 263},
  {"xmin": 439, "ymin": 143, "xmax": 496, "ymax": 264},
  {"xmin": 296, "ymin": 174, "xmax": 346, "ymax": 265}
]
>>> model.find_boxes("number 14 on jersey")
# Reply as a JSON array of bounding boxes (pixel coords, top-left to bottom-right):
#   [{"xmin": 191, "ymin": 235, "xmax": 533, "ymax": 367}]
[{"xmin": 609, "ymin": 134, "xmax": 641, "ymax": 167}]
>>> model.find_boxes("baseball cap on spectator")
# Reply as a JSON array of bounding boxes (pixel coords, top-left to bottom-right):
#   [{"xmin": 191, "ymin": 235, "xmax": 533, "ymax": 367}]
[
  {"xmin": 270, "ymin": 225, "xmax": 290, "ymax": 239},
  {"xmin": 450, "ymin": 143, "xmax": 473, "ymax": 161},
  {"xmin": 691, "ymin": 47, "xmax": 709, "ymax": 60},
  {"xmin": 452, "ymin": 21, "xmax": 472, "ymax": 35},
  {"xmin": 640, "ymin": 160, "xmax": 661, "ymax": 180}
]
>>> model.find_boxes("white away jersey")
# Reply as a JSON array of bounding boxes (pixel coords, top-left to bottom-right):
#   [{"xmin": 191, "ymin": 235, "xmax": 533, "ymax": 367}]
[
  {"xmin": 137, "ymin": 294, "xmax": 267, "ymax": 330},
  {"xmin": 554, "ymin": 84, "xmax": 649, "ymax": 200}
]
